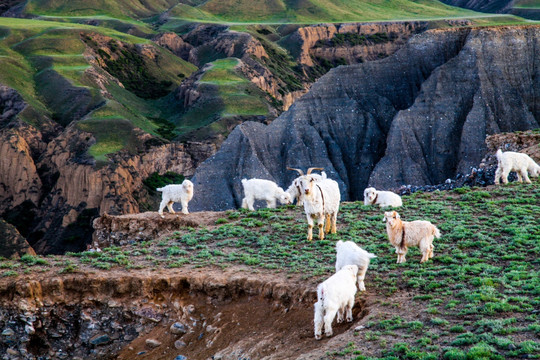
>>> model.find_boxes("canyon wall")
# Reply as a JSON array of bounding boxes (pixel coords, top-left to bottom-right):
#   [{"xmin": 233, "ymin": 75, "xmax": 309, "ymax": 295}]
[{"xmin": 189, "ymin": 25, "xmax": 540, "ymax": 211}]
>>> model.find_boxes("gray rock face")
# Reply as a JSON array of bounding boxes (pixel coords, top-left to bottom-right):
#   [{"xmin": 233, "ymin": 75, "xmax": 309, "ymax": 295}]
[{"xmin": 190, "ymin": 26, "xmax": 540, "ymax": 211}]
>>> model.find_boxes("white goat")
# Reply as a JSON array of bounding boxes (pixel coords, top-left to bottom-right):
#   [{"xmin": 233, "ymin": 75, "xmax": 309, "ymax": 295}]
[
  {"xmin": 363, "ymin": 187, "xmax": 402, "ymax": 207},
  {"xmin": 383, "ymin": 211, "xmax": 440, "ymax": 263},
  {"xmin": 241, "ymin": 178, "xmax": 292, "ymax": 211},
  {"xmin": 335, "ymin": 240, "xmax": 377, "ymax": 292},
  {"xmin": 494, "ymin": 149, "xmax": 540, "ymax": 185},
  {"xmin": 286, "ymin": 171, "xmax": 327, "ymax": 206},
  {"xmin": 157, "ymin": 179, "xmax": 194, "ymax": 218},
  {"xmin": 288, "ymin": 167, "xmax": 340, "ymax": 241},
  {"xmin": 314, "ymin": 264, "xmax": 358, "ymax": 340}
]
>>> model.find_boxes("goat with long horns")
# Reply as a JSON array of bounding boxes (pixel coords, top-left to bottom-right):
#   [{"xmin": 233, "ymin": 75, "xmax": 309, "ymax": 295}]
[{"xmin": 287, "ymin": 167, "xmax": 341, "ymax": 240}]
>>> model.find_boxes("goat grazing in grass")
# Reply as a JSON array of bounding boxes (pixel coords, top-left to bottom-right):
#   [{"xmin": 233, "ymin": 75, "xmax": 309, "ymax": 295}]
[
  {"xmin": 157, "ymin": 179, "xmax": 194, "ymax": 218},
  {"xmin": 384, "ymin": 211, "xmax": 440, "ymax": 263},
  {"xmin": 363, "ymin": 187, "xmax": 402, "ymax": 207},
  {"xmin": 241, "ymin": 178, "xmax": 292, "ymax": 211},
  {"xmin": 335, "ymin": 240, "xmax": 376, "ymax": 292},
  {"xmin": 314, "ymin": 264, "xmax": 358, "ymax": 340},
  {"xmin": 494, "ymin": 149, "xmax": 540, "ymax": 185},
  {"xmin": 288, "ymin": 167, "xmax": 340, "ymax": 241}
]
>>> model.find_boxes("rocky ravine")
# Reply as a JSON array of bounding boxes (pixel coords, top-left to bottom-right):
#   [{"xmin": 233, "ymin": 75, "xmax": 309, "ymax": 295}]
[
  {"xmin": 0, "ymin": 267, "xmax": 365, "ymax": 360},
  {"xmin": 0, "ymin": 84, "xmax": 216, "ymax": 256},
  {"xmin": 189, "ymin": 25, "xmax": 540, "ymax": 211}
]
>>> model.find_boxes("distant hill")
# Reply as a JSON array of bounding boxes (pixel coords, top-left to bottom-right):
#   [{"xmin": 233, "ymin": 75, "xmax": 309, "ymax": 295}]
[{"xmin": 20, "ymin": 0, "xmax": 479, "ymax": 24}]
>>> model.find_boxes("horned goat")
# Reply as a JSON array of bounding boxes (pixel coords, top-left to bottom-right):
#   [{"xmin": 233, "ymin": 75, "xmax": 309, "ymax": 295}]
[
  {"xmin": 363, "ymin": 187, "xmax": 402, "ymax": 207},
  {"xmin": 241, "ymin": 178, "xmax": 292, "ymax": 211},
  {"xmin": 288, "ymin": 167, "xmax": 340, "ymax": 241},
  {"xmin": 286, "ymin": 171, "xmax": 327, "ymax": 206},
  {"xmin": 157, "ymin": 179, "xmax": 194, "ymax": 218},
  {"xmin": 384, "ymin": 211, "xmax": 440, "ymax": 263},
  {"xmin": 494, "ymin": 149, "xmax": 540, "ymax": 185},
  {"xmin": 314, "ymin": 264, "xmax": 358, "ymax": 340},
  {"xmin": 335, "ymin": 240, "xmax": 377, "ymax": 292}
]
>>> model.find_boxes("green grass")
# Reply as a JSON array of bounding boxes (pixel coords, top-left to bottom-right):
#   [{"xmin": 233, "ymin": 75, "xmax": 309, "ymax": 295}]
[
  {"xmin": 176, "ymin": 58, "xmax": 268, "ymax": 135},
  {"xmin": 1, "ymin": 181, "xmax": 539, "ymax": 358},
  {"xmin": 165, "ymin": 0, "xmax": 481, "ymax": 24},
  {"xmin": 0, "ymin": 17, "xmax": 196, "ymax": 161}
]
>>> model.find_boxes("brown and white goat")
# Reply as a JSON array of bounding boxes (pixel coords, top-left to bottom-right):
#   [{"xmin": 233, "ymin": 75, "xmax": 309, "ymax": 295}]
[{"xmin": 383, "ymin": 211, "xmax": 440, "ymax": 263}]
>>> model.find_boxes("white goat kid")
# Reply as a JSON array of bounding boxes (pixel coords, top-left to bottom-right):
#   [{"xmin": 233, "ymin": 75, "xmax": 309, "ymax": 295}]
[
  {"xmin": 363, "ymin": 187, "xmax": 402, "ymax": 207},
  {"xmin": 241, "ymin": 178, "xmax": 291, "ymax": 211},
  {"xmin": 494, "ymin": 149, "xmax": 540, "ymax": 185},
  {"xmin": 384, "ymin": 211, "xmax": 440, "ymax": 264},
  {"xmin": 288, "ymin": 167, "xmax": 340, "ymax": 241},
  {"xmin": 335, "ymin": 240, "xmax": 377, "ymax": 292},
  {"xmin": 314, "ymin": 264, "xmax": 358, "ymax": 340},
  {"xmin": 157, "ymin": 180, "xmax": 194, "ymax": 218}
]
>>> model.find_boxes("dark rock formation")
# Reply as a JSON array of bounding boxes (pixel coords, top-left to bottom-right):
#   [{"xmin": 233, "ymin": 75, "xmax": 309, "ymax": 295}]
[
  {"xmin": 439, "ymin": 0, "xmax": 513, "ymax": 13},
  {"xmin": 190, "ymin": 26, "xmax": 540, "ymax": 211},
  {"xmin": 0, "ymin": 219, "xmax": 35, "ymax": 259}
]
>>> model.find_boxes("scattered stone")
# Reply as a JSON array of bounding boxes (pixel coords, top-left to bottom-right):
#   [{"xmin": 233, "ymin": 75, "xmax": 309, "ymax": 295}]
[
  {"xmin": 174, "ymin": 340, "xmax": 186, "ymax": 349},
  {"xmin": 2, "ymin": 328, "xmax": 14, "ymax": 336},
  {"xmin": 137, "ymin": 351, "xmax": 146, "ymax": 355},
  {"xmin": 89, "ymin": 334, "xmax": 111, "ymax": 346},
  {"xmin": 6, "ymin": 348, "xmax": 18, "ymax": 356},
  {"xmin": 145, "ymin": 339, "xmax": 162, "ymax": 348},
  {"xmin": 25, "ymin": 324, "xmax": 35, "ymax": 335},
  {"xmin": 174, "ymin": 356, "xmax": 187, "ymax": 360},
  {"xmin": 170, "ymin": 322, "xmax": 188, "ymax": 335},
  {"xmin": 135, "ymin": 307, "xmax": 163, "ymax": 323},
  {"xmin": 354, "ymin": 325, "xmax": 365, "ymax": 331}
]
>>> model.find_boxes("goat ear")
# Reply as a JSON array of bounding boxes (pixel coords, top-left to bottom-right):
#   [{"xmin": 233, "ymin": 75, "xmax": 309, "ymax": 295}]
[{"xmin": 395, "ymin": 212, "xmax": 400, "ymax": 219}]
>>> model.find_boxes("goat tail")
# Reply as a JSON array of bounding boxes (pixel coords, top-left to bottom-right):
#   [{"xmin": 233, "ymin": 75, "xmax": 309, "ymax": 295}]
[
  {"xmin": 367, "ymin": 251, "xmax": 377, "ymax": 259},
  {"xmin": 317, "ymin": 283, "xmax": 326, "ymax": 306},
  {"xmin": 496, "ymin": 149, "xmax": 503, "ymax": 162},
  {"xmin": 433, "ymin": 226, "xmax": 441, "ymax": 239},
  {"xmin": 156, "ymin": 187, "xmax": 164, "ymax": 192}
]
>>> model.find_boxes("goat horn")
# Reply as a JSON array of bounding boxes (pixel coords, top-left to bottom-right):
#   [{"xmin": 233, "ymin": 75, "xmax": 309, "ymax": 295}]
[
  {"xmin": 306, "ymin": 167, "xmax": 324, "ymax": 175},
  {"xmin": 287, "ymin": 167, "xmax": 304, "ymax": 176}
]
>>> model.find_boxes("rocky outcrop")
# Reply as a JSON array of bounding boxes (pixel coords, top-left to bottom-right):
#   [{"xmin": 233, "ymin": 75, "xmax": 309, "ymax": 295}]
[
  {"xmin": 153, "ymin": 32, "xmax": 193, "ymax": 60},
  {"xmin": 0, "ymin": 270, "xmax": 319, "ymax": 360},
  {"xmin": 440, "ymin": 0, "xmax": 513, "ymax": 13},
  {"xmin": 289, "ymin": 20, "xmax": 472, "ymax": 66},
  {"xmin": 0, "ymin": 219, "xmax": 35, "ymax": 259},
  {"xmin": 189, "ymin": 26, "xmax": 540, "ymax": 211}
]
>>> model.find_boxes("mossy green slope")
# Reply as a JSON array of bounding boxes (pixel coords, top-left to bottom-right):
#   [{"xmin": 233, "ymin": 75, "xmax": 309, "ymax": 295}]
[
  {"xmin": 0, "ymin": 17, "xmax": 196, "ymax": 161},
  {"xmin": 167, "ymin": 0, "xmax": 480, "ymax": 24}
]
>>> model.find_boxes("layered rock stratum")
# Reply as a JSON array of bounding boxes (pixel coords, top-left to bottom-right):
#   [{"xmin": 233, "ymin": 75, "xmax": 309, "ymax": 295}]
[{"xmin": 190, "ymin": 25, "xmax": 540, "ymax": 211}]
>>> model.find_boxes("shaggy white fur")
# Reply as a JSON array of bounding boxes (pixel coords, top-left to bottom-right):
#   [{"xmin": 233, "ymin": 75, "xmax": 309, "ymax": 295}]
[
  {"xmin": 335, "ymin": 240, "xmax": 377, "ymax": 291},
  {"xmin": 289, "ymin": 168, "xmax": 340, "ymax": 241},
  {"xmin": 314, "ymin": 265, "xmax": 358, "ymax": 340},
  {"xmin": 384, "ymin": 211, "xmax": 440, "ymax": 264},
  {"xmin": 241, "ymin": 178, "xmax": 291, "ymax": 211},
  {"xmin": 494, "ymin": 149, "xmax": 540, "ymax": 185},
  {"xmin": 286, "ymin": 172, "xmax": 327, "ymax": 206},
  {"xmin": 157, "ymin": 180, "xmax": 194, "ymax": 217},
  {"xmin": 363, "ymin": 187, "xmax": 402, "ymax": 207}
]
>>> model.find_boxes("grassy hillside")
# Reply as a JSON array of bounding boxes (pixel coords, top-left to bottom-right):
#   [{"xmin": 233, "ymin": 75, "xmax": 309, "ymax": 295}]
[
  {"xmin": 1, "ymin": 181, "xmax": 539, "ymax": 358},
  {"xmin": 165, "ymin": 0, "xmax": 481, "ymax": 24},
  {"xmin": 0, "ymin": 17, "xmax": 196, "ymax": 162},
  {"xmin": 172, "ymin": 58, "xmax": 269, "ymax": 138}
]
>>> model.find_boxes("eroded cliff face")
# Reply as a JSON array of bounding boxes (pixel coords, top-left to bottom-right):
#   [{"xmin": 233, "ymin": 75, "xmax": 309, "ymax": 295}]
[
  {"xmin": 0, "ymin": 82, "xmax": 217, "ymax": 254},
  {"xmin": 190, "ymin": 26, "xmax": 540, "ymax": 211},
  {"xmin": 289, "ymin": 20, "xmax": 471, "ymax": 67},
  {"xmin": 0, "ymin": 269, "xmax": 328, "ymax": 360}
]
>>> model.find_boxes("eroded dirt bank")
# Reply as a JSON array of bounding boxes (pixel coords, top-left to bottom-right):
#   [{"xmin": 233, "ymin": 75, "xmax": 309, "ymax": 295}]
[{"xmin": 0, "ymin": 268, "xmax": 366, "ymax": 359}]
